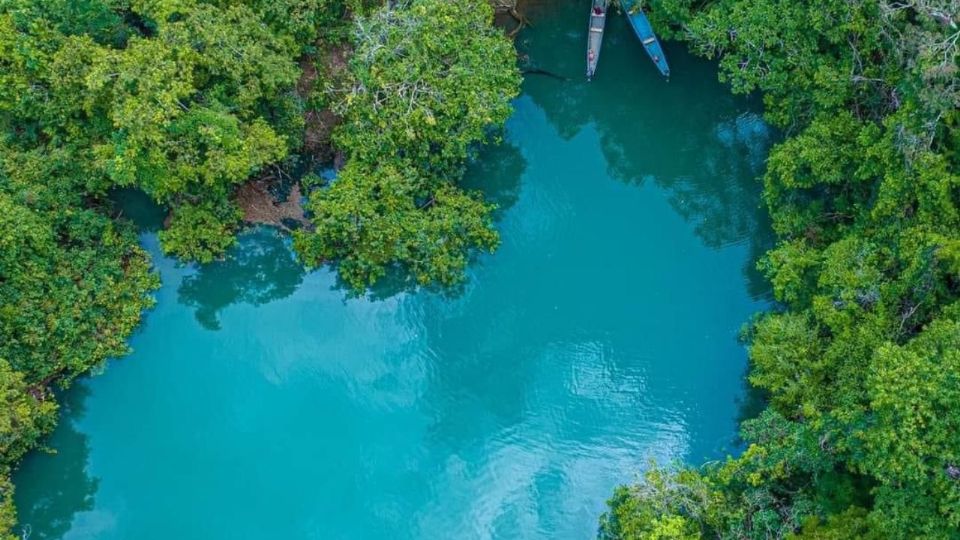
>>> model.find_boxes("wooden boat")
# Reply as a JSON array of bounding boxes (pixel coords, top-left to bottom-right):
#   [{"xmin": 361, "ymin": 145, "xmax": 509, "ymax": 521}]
[
  {"xmin": 620, "ymin": 0, "xmax": 670, "ymax": 77},
  {"xmin": 586, "ymin": 0, "xmax": 608, "ymax": 80}
]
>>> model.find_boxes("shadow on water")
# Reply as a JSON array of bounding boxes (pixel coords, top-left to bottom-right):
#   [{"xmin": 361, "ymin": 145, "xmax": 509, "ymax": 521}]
[
  {"xmin": 14, "ymin": 386, "xmax": 98, "ymax": 540},
  {"xmin": 177, "ymin": 228, "xmax": 305, "ymax": 330},
  {"xmin": 462, "ymin": 139, "xmax": 527, "ymax": 219},
  {"xmin": 518, "ymin": 0, "xmax": 776, "ymax": 300},
  {"xmin": 111, "ymin": 188, "xmax": 166, "ymax": 232},
  {"xmin": 111, "ymin": 188, "xmax": 309, "ymax": 326}
]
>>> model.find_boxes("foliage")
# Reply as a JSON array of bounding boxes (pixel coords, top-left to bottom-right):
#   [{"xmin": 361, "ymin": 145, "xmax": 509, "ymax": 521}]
[
  {"xmin": 0, "ymin": 153, "xmax": 159, "ymax": 383},
  {"xmin": 603, "ymin": 0, "xmax": 960, "ymax": 538},
  {"xmin": 333, "ymin": 0, "xmax": 519, "ymax": 171},
  {"xmin": 599, "ymin": 465, "xmax": 716, "ymax": 540},
  {"xmin": 0, "ymin": 0, "xmax": 333, "ymax": 260},
  {"xmin": 0, "ymin": 145, "xmax": 158, "ymax": 536},
  {"xmin": 159, "ymin": 198, "xmax": 245, "ymax": 263},
  {"xmin": 0, "ymin": 359, "xmax": 57, "ymax": 540},
  {"xmin": 294, "ymin": 0, "xmax": 520, "ymax": 291},
  {"xmin": 295, "ymin": 161, "xmax": 499, "ymax": 289}
]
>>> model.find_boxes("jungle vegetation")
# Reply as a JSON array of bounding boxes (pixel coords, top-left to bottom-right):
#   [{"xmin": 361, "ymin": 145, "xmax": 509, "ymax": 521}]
[
  {"xmin": 0, "ymin": 0, "xmax": 518, "ymax": 536},
  {"xmin": 3, "ymin": 0, "xmax": 959, "ymax": 538},
  {"xmin": 599, "ymin": 0, "xmax": 960, "ymax": 539}
]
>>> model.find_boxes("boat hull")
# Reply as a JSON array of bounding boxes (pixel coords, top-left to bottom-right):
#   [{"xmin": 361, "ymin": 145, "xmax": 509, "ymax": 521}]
[
  {"xmin": 586, "ymin": 0, "xmax": 608, "ymax": 80},
  {"xmin": 621, "ymin": 0, "xmax": 670, "ymax": 77}
]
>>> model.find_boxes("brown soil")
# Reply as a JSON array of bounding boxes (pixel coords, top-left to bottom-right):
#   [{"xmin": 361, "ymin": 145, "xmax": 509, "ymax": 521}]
[
  {"xmin": 236, "ymin": 178, "xmax": 310, "ymax": 231},
  {"xmin": 491, "ymin": 0, "xmax": 529, "ymax": 36},
  {"xmin": 300, "ymin": 44, "xmax": 351, "ymax": 163},
  {"xmin": 236, "ymin": 41, "xmax": 352, "ymax": 230}
]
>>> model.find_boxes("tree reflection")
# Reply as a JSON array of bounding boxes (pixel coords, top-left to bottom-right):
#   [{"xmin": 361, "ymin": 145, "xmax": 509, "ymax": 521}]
[
  {"xmin": 463, "ymin": 139, "xmax": 527, "ymax": 218},
  {"xmin": 111, "ymin": 188, "xmax": 167, "ymax": 232},
  {"xmin": 14, "ymin": 385, "xmax": 97, "ymax": 540},
  {"xmin": 177, "ymin": 228, "xmax": 305, "ymax": 329},
  {"xmin": 518, "ymin": 3, "xmax": 776, "ymax": 298}
]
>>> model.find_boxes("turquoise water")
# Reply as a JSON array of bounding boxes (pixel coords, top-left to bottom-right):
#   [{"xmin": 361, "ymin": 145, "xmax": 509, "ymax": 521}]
[{"xmin": 14, "ymin": 3, "xmax": 772, "ymax": 539}]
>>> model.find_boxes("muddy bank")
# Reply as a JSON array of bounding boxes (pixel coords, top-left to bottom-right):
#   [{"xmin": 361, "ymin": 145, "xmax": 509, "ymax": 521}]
[{"xmin": 237, "ymin": 39, "xmax": 351, "ymax": 229}]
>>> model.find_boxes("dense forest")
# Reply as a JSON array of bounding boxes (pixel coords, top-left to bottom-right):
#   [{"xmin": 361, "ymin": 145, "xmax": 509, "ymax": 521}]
[
  {"xmin": 2, "ymin": 0, "xmax": 959, "ymax": 538},
  {"xmin": 0, "ymin": 0, "xmax": 518, "ymax": 536},
  {"xmin": 599, "ymin": 0, "xmax": 960, "ymax": 538}
]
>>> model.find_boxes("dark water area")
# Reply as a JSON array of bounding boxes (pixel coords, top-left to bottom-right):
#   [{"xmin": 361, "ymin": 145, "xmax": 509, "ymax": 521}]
[{"xmin": 14, "ymin": 3, "xmax": 774, "ymax": 538}]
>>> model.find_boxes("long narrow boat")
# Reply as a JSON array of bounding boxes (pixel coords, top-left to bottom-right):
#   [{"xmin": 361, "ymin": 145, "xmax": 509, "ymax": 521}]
[
  {"xmin": 586, "ymin": 0, "xmax": 608, "ymax": 80},
  {"xmin": 620, "ymin": 0, "xmax": 670, "ymax": 77}
]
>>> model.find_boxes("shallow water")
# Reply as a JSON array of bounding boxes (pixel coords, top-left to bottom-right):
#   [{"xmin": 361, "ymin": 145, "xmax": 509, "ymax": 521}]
[{"xmin": 14, "ymin": 3, "xmax": 773, "ymax": 538}]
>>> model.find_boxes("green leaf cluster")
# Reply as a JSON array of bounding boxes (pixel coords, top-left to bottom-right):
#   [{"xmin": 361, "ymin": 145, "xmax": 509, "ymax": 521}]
[
  {"xmin": 294, "ymin": 0, "xmax": 520, "ymax": 291},
  {"xmin": 0, "ymin": 0, "xmax": 345, "ymax": 260}
]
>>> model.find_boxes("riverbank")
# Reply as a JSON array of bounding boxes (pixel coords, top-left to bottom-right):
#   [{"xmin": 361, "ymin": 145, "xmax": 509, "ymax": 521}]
[{"xmin": 12, "ymin": 4, "xmax": 774, "ymax": 537}]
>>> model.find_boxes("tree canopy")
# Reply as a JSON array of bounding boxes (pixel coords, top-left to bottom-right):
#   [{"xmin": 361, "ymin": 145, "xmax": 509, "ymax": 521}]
[{"xmin": 294, "ymin": 0, "xmax": 520, "ymax": 289}]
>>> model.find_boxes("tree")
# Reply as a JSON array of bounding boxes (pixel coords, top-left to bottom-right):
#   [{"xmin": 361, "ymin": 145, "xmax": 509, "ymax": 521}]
[
  {"xmin": 294, "ymin": 0, "xmax": 520, "ymax": 290},
  {"xmin": 0, "ymin": 359, "xmax": 57, "ymax": 540},
  {"xmin": 294, "ymin": 160, "xmax": 498, "ymax": 289}
]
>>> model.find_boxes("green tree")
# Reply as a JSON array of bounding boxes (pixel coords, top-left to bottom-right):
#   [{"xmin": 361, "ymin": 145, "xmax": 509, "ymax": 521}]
[{"xmin": 294, "ymin": 0, "xmax": 520, "ymax": 290}]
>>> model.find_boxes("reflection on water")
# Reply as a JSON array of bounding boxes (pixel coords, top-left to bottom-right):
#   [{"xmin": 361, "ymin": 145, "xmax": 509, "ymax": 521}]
[
  {"xmin": 521, "ymin": 0, "xmax": 775, "ymax": 299},
  {"xmin": 462, "ymin": 140, "xmax": 527, "ymax": 217},
  {"xmin": 177, "ymin": 229, "xmax": 304, "ymax": 330},
  {"xmin": 14, "ymin": 387, "xmax": 98, "ymax": 540}
]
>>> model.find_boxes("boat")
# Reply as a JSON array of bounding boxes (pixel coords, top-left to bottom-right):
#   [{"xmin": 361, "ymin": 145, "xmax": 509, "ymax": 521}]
[
  {"xmin": 586, "ymin": 0, "xmax": 608, "ymax": 80},
  {"xmin": 620, "ymin": 0, "xmax": 670, "ymax": 77}
]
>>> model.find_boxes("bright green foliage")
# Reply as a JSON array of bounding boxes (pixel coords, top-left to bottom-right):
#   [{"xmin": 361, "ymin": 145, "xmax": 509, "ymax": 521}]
[
  {"xmin": 295, "ymin": 161, "xmax": 498, "ymax": 289},
  {"xmin": 599, "ymin": 466, "xmax": 716, "ymax": 539},
  {"xmin": 0, "ymin": 154, "xmax": 158, "ymax": 383},
  {"xmin": 333, "ymin": 0, "xmax": 519, "ymax": 170},
  {"xmin": 295, "ymin": 0, "xmax": 520, "ymax": 291},
  {"xmin": 604, "ymin": 0, "xmax": 960, "ymax": 538},
  {"xmin": 861, "ymin": 306, "xmax": 960, "ymax": 536},
  {"xmin": 1, "ymin": 0, "xmax": 319, "ymax": 260},
  {"xmin": 0, "ymin": 357, "xmax": 57, "ymax": 465},
  {"xmin": 159, "ymin": 198, "xmax": 245, "ymax": 263},
  {"xmin": 789, "ymin": 507, "xmax": 880, "ymax": 539}
]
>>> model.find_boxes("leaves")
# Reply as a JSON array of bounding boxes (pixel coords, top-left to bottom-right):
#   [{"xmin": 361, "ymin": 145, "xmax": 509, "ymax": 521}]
[{"xmin": 294, "ymin": 0, "xmax": 520, "ymax": 291}]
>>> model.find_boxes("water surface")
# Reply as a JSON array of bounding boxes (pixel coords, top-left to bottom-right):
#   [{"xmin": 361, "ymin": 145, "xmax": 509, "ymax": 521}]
[{"xmin": 15, "ymin": 3, "xmax": 772, "ymax": 538}]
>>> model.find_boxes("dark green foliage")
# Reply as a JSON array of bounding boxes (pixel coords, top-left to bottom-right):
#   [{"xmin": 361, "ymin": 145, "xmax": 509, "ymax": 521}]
[{"xmin": 602, "ymin": 1, "xmax": 960, "ymax": 538}]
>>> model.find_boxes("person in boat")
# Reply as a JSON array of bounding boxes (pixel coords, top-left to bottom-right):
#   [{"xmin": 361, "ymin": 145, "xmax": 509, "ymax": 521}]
[
  {"xmin": 593, "ymin": 5, "xmax": 604, "ymax": 15},
  {"xmin": 588, "ymin": 49, "xmax": 595, "ymax": 63}
]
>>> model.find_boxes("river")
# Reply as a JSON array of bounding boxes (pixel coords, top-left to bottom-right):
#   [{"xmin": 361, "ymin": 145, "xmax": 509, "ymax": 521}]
[{"xmin": 14, "ymin": 2, "xmax": 773, "ymax": 538}]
